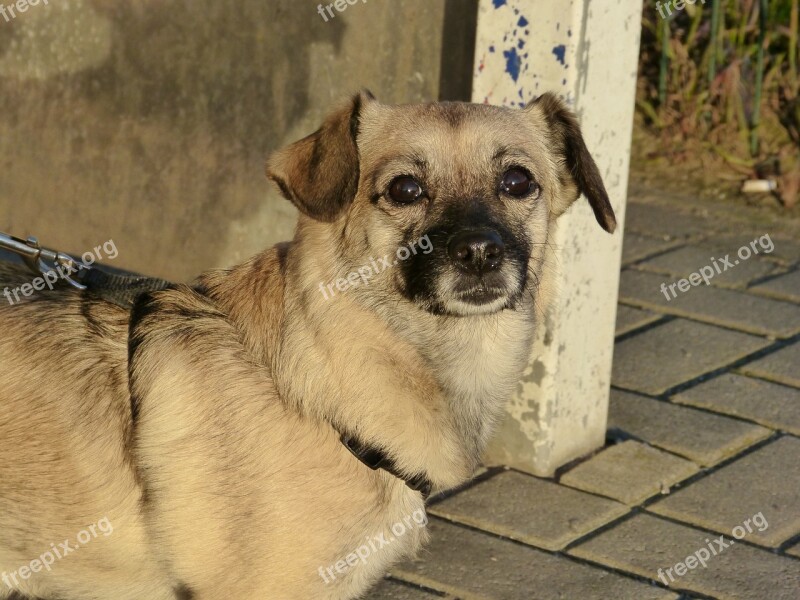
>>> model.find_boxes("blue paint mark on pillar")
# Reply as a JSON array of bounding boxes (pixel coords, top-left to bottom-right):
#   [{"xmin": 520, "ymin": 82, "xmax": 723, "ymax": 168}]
[
  {"xmin": 503, "ymin": 47, "xmax": 522, "ymax": 82},
  {"xmin": 492, "ymin": 0, "xmax": 507, "ymax": 8},
  {"xmin": 552, "ymin": 44, "xmax": 567, "ymax": 66}
]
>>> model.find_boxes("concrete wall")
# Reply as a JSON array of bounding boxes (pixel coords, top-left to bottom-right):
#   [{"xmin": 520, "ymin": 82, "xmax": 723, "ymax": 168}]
[{"xmin": 0, "ymin": 0, "xmax": 475, "ymax": 281}]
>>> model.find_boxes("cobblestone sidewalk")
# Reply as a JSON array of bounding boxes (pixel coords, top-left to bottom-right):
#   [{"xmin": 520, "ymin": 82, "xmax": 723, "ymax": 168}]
[{"xmin": 367, "ymin": 188, "xmax": 800, "ymax": 600}]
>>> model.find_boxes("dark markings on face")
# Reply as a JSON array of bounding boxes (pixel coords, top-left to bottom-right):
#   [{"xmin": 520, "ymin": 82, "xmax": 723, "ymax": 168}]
[
  {"xmin": 423, "ymin": 101, "xmax": 468, "ymax": 129},
  {"xmin": 398, "ymin": 202, "xmax": 531, "ymax": 315}
]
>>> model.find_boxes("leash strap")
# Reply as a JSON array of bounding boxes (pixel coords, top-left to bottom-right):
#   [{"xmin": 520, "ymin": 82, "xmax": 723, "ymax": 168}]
[
  {"xmin": 77, "ymin": 268, "xmax": 173, "ymax": 308},
  {"xmin": 0, "ymin": 230, "xmax": 172, "ymax": 308}
]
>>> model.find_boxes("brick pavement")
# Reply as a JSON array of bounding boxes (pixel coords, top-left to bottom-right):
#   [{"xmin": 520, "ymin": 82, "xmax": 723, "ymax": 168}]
[{"xmin": 366, "ymin": 188, "xmax": 800, "ymax": 600}]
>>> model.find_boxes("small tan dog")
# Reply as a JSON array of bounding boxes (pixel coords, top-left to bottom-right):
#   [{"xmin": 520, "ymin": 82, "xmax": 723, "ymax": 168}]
[{"xmin": 0, "ymin": 91, "xmax": 615, "ymax": 600}]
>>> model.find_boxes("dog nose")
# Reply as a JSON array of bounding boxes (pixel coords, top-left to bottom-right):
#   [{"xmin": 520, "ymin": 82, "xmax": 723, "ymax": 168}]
[{"xmin": 447, "ymin": 230, "xmax": 505, "ymax": 275}]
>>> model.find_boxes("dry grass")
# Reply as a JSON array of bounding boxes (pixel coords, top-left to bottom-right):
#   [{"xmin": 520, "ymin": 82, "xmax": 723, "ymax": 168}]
[{"xmin": 636, "ymin": 0, "xmax": 799, "ymax": 207}]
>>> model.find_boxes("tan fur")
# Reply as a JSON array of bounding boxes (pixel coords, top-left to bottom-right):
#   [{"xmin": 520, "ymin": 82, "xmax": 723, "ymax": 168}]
[{"xmin": 0, "ymin": 92, "xmax": 613, "ymax": 600}]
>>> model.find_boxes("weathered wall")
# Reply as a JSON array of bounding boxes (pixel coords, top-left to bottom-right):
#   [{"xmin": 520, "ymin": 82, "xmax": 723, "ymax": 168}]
[{"xmin": 0, "ymin": 0, "xmax": 463, "ymax": 281}]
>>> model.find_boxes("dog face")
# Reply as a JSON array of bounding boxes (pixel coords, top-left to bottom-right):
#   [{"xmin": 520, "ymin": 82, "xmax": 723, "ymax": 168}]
[{"xmin": 267, "ymin": 91, "xmax": 615, "ymax": 317}]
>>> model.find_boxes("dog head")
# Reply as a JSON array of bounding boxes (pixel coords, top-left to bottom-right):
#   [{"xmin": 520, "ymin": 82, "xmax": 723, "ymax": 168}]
[{"xmin": 267, "ymin": 91, "xmax": 615, "ymax": 317}]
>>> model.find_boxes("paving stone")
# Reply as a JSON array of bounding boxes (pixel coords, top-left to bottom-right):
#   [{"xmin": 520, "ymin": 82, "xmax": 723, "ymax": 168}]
[
  {"xmin": 625, "ymin": 203, "xmax": 713, "ymax": 239},
  {"xmin": 649, "ymin": 436, "xmax": 800, "ymax": 548},
  {"xmin": 672, "ymin": 373, "xmax": 800, "ymax": 435},
  {"xmin": 608, "ymin": 390, "xmax": 771, "ymax": 466},
  {"xmin": 741, "ymin": 343, "xmax": 800, "ymax": 388},
  {"xmin": 786, "ymin": 542, "xmax": 800, "ymax": 559},
  {"xmin": 569, "ymin": 512, "xmax": 800, "ymax": 599},
  {"xmin": 393, "ymin": 518, "xmax": 677, "ymax": 600},
  {"xmin": 637, "ymin": 244, "xmax": 777, "ymax": 287},
  {"xmin": 611, "ymin": 319, "xmax": 770, "ymax": 395},
  {"xmin": 768, "ymin": 237, "xmax": 800, "ymax": 266},
  {"xmin": 696, "ymin": 232, "xmax": 785, "ymax": 262},
  {"xmin": 428, "ymin": 471, "xmax": 628, "ymax": 551},
  {"xmin": 765, "ymin": 236, "xmax": 800, "ymax": 266},
  {"xmin": 618, "ymin": 269, "xmax": 800, "ymax": 338},
  {"xmin": 751, "ymin": 269, "xmax": 800, "ymax": 303},
  {"xmin": 364, "ymin": 578, "xmax": 444, "ymax": 599},
  {"xmin": 709, "ymin": 233, "xmax": 800, "ymax": 267},
  {"xmin": 560, "ymin": 440, "xmax": 699, "ymax": 505},
  {"xmin": 616, "ymin": 305, "xmax": 662, "ymax": 336},
  {"xmin": 622, "ymin": 231, "xmax": 682, "ymax": 265}
]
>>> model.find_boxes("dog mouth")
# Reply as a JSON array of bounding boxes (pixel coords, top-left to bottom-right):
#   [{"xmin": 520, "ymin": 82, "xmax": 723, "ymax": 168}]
[
  {"xmin": 452, "ymin": 282, "xmax": 507, "ymax": 306},
  {"xmin": 426, "ymin": 268, "xmax": 525, "ymax": 317}
]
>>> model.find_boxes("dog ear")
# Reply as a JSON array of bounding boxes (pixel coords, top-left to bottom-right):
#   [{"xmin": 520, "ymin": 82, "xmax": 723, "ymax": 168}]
[
  {"xmin": 266, "ymin": 90, "xmax": 375, "ymax": 222},
  {"xmin": 525, "ymin": 93, "xmax": 617, "ymax": 233}
]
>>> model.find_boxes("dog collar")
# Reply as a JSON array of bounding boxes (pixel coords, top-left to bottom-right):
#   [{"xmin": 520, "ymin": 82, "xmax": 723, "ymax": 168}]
[{"xmin": 340, "ymin": 435, "xmax": 432, "ymax": 499}]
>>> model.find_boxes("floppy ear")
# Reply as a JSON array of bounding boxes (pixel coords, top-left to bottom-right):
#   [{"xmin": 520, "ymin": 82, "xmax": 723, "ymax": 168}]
[
  {"xmin": 526, "ymin": 93, "xmax": 617, "ymax": 233},
  {"xmin": 266, "ymin": 90, "xmax": 374, "ymax": 222}
]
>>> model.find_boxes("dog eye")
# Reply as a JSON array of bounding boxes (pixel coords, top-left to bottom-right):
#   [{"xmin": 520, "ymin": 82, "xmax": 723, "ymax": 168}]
[
  {"xmin": 388, "ymin": 176, "xmax": 424, "ymax": 204},
  {"xmin": 500, "ymin": 168, "xmax": 537, "ymax": 198}
]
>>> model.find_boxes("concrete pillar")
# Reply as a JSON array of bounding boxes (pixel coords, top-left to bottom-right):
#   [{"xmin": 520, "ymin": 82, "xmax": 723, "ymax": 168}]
[{"xmin": 474, "ymin": 0, "xmax": 642, "ymax": 476}]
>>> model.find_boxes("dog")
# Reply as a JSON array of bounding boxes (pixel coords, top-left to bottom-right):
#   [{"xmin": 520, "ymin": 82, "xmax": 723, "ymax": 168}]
[{"xmin": 0, "ymin": 91, "xmax": 615, "ymax": 600}]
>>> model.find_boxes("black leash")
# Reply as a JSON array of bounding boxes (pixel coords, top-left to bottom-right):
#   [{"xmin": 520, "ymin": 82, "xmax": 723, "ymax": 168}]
[
  {"xmin": 0, "ymin": 230, "xmax": 432, "ymax": 498},
  {"xmin": 0, "ymin": 231, "xmax": 171, "ymax": 308},
  {"xmin": 77, "ymin": 268, "xmax": 173, "ymax": 308}
]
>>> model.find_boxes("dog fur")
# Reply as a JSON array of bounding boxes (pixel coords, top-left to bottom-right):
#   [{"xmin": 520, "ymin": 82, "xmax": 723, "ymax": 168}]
[{"xmin": 0, "ymin": 91, "xmax": 614, "ymax": 600}]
